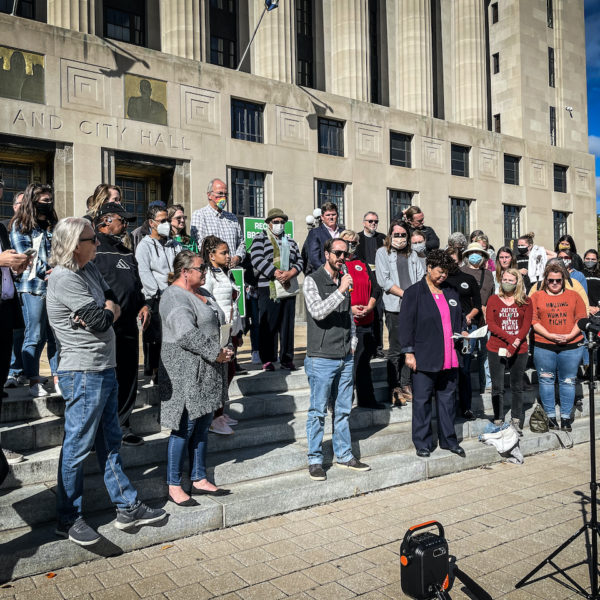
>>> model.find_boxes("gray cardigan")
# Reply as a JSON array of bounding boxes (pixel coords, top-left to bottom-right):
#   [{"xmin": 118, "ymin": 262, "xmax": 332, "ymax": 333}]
[
  {"xmin": 158, "ymin": 284, "xmax": 227, "ymax": 430},
  {"xmin": 375, "ymin": 246, "xmax": 425, "ymax": 312}
]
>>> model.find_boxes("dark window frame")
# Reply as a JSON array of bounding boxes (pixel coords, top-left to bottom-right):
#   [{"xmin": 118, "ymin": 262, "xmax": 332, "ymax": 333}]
[
  {"xmin": 390, "ymin": 132, "xmax": 412, "ymax": 168},
  {"xmin": 231, "ymin": 99, "xmax": 264, "ymax": 143},
  {"xmin": 451, "ymin": 144, "xmax": 470, "ymax": 178},
  {"xmin": 450, "ymin": 197, "xmax": 471, "ymax": 236},
  {"xmin": 550, "ymin": 106, "xmax": 556, "ymax": 146},
  {"xmin": 318, "ymin": 118, "xmax": 345, "ymax": 157},
  {"xmin": 548, "ymin": 47, "xmax": 555, "ymax": 88},
  {"xmin": 0, "ymin": 161, "xmax": 32, "ymax": 221},
  {"xmin": 553, "ymin": 211, "xmax": 568, "ymax": 245},
  {"xmin": 209, "ymin": 0, "xmax": 238, "ymax": 69},
  {"xmin": 296, "ymin": 0, "xmax": 314, "ymax": 87},
  {"xmin": 553, "ymin": 164, "xmax": 567, "ymax": 193},
  {"xmin": 316, "ymin": 179, "xmax": 345, "ymax": 222},
  {"xmin": 0, "ymin": 0, "xmax": 34, "ymax": 18},
  {"xmin": 104, "ymin": 1, "xmax": 146, "ymax": 47},
  {"xmin": 491, "ymin": 2, "xmax": 498, "ymax": 23},
  {"xmin": 503, "ymin": 205, "xmax": 521, "ymax": 246},
  {"xmin": 547, "ymin": 0, "xmax": 554, "ymax": 28},
  {"xmin": 492, "ymin": 52, "xmax": 499, "ymax": 74},
  {"xmin": 231, "ymin": 168, "xmax": 265, "ymax": 219},
  {"xmin": 504, "ymin": 155, "xmax": 520, "ymax": 185},
  {"xmin": 389, "ymin": 189, "xmax": 413, "ymax": 222},
  {"xmin": 494, "ymin": 113, "xmax": 501, "ymax": 133}
]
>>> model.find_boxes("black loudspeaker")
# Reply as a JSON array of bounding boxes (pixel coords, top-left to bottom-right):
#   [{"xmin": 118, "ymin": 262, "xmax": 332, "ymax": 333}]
[{"xmin": 400, "ymin": 521, "xmax": 450, "ymax": 600}]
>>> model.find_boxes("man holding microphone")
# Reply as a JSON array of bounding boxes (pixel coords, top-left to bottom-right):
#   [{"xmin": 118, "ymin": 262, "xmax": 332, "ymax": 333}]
[{"xmin": 303, "ymin": 238, "xmax": 370, "ymax": 481}]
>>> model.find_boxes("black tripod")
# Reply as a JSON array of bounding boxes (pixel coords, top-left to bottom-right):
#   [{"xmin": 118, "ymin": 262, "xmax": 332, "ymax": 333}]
[{"xmin": 515, "ymin": 327, "xmax": 600, "ymax": 599}]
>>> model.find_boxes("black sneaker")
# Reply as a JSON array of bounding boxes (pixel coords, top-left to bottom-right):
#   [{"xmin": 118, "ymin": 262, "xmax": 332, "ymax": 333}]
[
  {"xmin": 308, "ymin": 464, "xmax": 327, "ymax": 481},
  {"xmin": 561, "ymin": 418, "xmax": 572, "ymax": 432},
  {"xmin": 114, "ymin": 502, "xmax": 166, "ymax": 530},
  {"xmin": 336, "ymin": 457, "xmax": 371, "ymax": 471},
  {"xmin": 548, "ymin": 417, "xmax": 560, "ymax": 430},
  {"xmin": 55, "ymin": 517, "xmax": 101, "ymax": 546},
  {"xmin": 122, "ymin": 432, "xmax": 144, "ymax": 446}
]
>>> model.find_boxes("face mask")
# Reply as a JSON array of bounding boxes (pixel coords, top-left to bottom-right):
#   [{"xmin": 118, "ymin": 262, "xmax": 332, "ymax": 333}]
[
  {"xmin": 271, "ymin": 223, "xmax": 284, "ymax": 236},
  {"xmin": 35, "ymin": 203, "xmax": 53, "ymax": 217},
  {"xmin": 468, "ymin": 253, "xmax": 483, "ymax": 266},
  {"xmin": 412, "ymin": 242, "xmax": 426, "ymax": 254},
  {"xmin": 348, "ymin": 242, "xmax": 357, "ymax": 254},
  {"xmin": 216, "ymin": 198, "xmax": 227, "ymax": 211},
  {"xmin": 156, "ymin": 222, "xmax": 171, "ymax": 238},
  {"xmin": 517, "ymin": 246, "xmax": 528, "ymax": 255},
  {"xmin": 391, "ymin": 238, "xmax": 407, "ymax": 250},
  {"xmin": 561, "ymin": 259, "xmax": 572, "ymax": 269},
  {"xmin": 585, "ymin": 261, "xmax": 597, "ymax": 270},
  {"xmin": 558, "ymin": 243, "xmax": 569, "ymax": 251},
  {"xmin": 501, "ymin": 282, "xmax": 517, "ymax": 293}
]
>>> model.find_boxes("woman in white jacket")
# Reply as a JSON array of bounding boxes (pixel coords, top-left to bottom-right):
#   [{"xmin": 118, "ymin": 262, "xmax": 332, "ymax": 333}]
[
  {"xmin": 375, "ymin": 220, "xmax": 425, "ymax": 406},
  {"xmin": 201, "ymin": 235, "xmax": 241, "ymax": 435}
]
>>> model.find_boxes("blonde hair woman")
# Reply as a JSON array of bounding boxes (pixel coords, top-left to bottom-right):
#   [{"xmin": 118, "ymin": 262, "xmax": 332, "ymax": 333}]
[{"xmin": 485, "ymin": 268, "xmax": 532, "ymax": 432}]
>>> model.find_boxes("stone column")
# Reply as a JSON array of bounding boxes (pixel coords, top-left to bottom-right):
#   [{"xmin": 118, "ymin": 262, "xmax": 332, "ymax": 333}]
[
  {"xmin": 47, "ymin": 0, "xmax": 95, "ymax": 34},
  {"xmin": 252, "ymin": 0, "xmax": 296, "ymax": 83},
  {"xmin": 330, "ymin": 0, "xmax": 370, "ymax": 102},
  {"xmin": 393, "ymin": 0, "xmax": 433, "ymax": 116},
  {"xmin": 160, "ymin": 0, "xmax": 202, "ymax": 61},
  {"xmin": 452, "ymin": 0, "xmax": 488, "ymax": 129}
]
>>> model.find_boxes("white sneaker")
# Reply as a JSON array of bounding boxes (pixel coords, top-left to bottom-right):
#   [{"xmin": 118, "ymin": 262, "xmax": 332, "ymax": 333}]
[
  {"xmin": 54, "ymin": 381, "xmax": 63, "ymax": 397},
  {"xmin": 4, "ymin": 377, "xmax": 18, "ymax": 388},
  {"xmin": 251, "ymin": 351, "xmax": 261, "ymax": 364},
  {"xmin": 223, "ymin": 414, "xmax": 238, "ymax": 426},
  {"xmin": 209, "ymin": 415, "xmax": 234, "ymax": 435},
  {"xmin": 3, "ymin": 448, "xmax": 24, "ymax": 465},
  {"xmin": 29, "ymin": 383, "xmax": 49, "ymax": 397}
]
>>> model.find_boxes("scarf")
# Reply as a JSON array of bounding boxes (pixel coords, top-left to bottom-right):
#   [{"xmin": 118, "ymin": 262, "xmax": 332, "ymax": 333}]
[{"xmin": 266, "ymin": 227, "xmax": 290, "ymax": 300}]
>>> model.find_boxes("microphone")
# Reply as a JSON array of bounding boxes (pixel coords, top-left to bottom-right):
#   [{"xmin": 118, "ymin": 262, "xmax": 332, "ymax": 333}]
[
  {"xmin": 340, "ymin": 264, "xmax": 353, "ymax": 292},
  {"xmin": 577, "ymin": 317, "xmax": 600, "ymax": 334}
]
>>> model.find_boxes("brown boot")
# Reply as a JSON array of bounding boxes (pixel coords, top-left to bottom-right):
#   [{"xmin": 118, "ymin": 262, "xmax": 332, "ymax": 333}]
[
  {"xmin": 392, "ymin": 387, "xmax": 407, "ymax": 406},
  {"xmin": 401, "ymin": 385, "xmax": 413, "ymax": 402}
]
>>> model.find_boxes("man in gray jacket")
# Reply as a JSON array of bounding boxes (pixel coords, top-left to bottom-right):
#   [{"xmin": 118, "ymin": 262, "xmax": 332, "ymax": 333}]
[{"xmin": 303, "ymin": 238, "xmax": 370, "ymax": 481}]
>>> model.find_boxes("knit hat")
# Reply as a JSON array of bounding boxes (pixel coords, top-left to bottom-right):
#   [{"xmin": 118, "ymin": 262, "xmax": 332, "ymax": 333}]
[{"xmin": 265, "ymin": 208, "xmax": 288, "ymax": 223}]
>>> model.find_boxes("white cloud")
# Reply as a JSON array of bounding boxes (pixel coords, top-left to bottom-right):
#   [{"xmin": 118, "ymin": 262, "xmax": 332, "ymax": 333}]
[{"xmin": 590, "ymin": 136, "xmax": 600, "ymax": 158}]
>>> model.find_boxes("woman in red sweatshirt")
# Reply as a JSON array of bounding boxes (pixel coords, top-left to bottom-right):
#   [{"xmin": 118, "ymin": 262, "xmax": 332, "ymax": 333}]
[{"xmin": 486, "ymin": 268, "xmax": 532, "ymax": 433}]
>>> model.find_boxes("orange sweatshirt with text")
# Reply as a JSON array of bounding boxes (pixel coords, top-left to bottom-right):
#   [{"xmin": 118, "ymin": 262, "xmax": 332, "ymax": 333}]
[{"xmin": 530, "ymin": 289, "xmax": 586, "ymax": 348}]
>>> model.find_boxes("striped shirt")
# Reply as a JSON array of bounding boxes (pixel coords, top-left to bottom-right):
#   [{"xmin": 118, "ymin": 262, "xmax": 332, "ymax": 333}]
[
  {"xmin": 249, "ymin": 231, "xmax": 303, "ymax": 288},
  {"xmin": 10, "ymin": 223, "xmax": 52, "ymax": 295},
  {"xmin": 190, "ymin": 204, "xmax": 245, "ymax": 260}
]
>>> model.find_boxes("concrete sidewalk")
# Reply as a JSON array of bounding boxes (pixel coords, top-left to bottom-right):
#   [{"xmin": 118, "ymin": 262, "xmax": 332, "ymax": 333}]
[{"xmin": 1, "ymin": 442, "xmax": 596, "ymax": 599}]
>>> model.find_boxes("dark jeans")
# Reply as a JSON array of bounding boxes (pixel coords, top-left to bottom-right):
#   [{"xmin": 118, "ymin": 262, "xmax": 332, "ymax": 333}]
[
  {"xmin": 385, "ymin": 311, "xmax": 411, "ymax": 390},
  {"xmin": 115, "ymin": 329, "xmax": 139, "ymax": 429},
  {"xmin": 412, "ymin": 369, "xmax": 459, "ymax": 451},
  {"xmin": 143, "ymin": 306, "xmax": 161, "ymax": 376},
  {"xmin": 457, "ymin": 324, "xmax": 477, "ymax": 414},
  {"xmin": 488, "ymin": 351, "xmax": 528, "ymax": 422},
  {"xmin": 353, "ymin": 324, "xmax": 377, "ymax": 406},
  {"xmin": 257, "ymin": 288, "xmax": 296, "ymax": 364},
  {"xmin": 373, "ymin": 298, "xmax": 384, "ymax": 354}
]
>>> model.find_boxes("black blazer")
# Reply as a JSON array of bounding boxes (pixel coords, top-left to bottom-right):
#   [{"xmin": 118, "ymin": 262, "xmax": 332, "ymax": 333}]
[
  {"xmin": 303, "ymin": 223, "xmax": 343, "ymax": 274},
  {"xmin": 398, "ymin": 277, "xmax": 466, "ymax": 372},
  {"xmin": 0, "ymin": 222, "xmax": 24, "ymax": 330},
  {"xmin": 355, "ymin": 230, "xmax": 385, "ymax": 265}
]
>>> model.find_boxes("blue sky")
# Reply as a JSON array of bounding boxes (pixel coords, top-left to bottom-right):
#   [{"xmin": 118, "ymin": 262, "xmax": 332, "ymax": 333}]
[{"xmin": 586, "ymin": 0, "xmax": 600, "ymax": 211}]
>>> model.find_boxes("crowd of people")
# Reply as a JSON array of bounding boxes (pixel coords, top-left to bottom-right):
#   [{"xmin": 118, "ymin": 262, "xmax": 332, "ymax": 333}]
[{"xmin": 0, "ymin": 176, "xmax": 598, "ymax": 541}]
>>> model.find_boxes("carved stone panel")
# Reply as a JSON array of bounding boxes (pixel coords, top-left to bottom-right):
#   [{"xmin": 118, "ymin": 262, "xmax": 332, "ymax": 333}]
[
  {"xmin": 478, "ymin": 148, "xmax": 498, "ymax": 179},
  {"xmin": 529, "ymin": 158, "xmax": 547, "ymax": 189},
  {"xmin": 575, "ymin": 168, "xmax": 590, "ymax": 194},
  {"xmin": 355, "ymin": 122, "xmax": 382, "ymax": 161},
  {"xmin": 422, "ymin": 137, "xmax": 444, "ymax": 171},
  {"xmin": 180, "ymin": 85, "xmax": 220, "ymax": 134},
  {"xmin": 276, "ymin": 106, "xmax": 308, "ymax": 148},
  {"xmin": 61, "ymin": 59, "xmax": 105, "ymax": 112}
]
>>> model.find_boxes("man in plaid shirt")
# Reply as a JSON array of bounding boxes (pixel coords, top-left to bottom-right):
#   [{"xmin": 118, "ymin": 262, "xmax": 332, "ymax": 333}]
[{"xmin": 190, "ymin": 179, "xmax": 245, "ymax": 266}]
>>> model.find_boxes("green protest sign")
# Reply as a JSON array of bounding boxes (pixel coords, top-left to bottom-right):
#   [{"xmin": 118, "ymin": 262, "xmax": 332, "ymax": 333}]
[
  {"xmin": 244, "ymin": 217, "xmax": 294, "ymax": 250},
  {"xmin": 230, "ymin": 268, "xmax": 245, "ymax": 317}
]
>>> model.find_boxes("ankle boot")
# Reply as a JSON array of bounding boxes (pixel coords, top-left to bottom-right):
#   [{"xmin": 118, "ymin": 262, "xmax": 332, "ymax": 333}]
[
  {"xmin": 561, "ymin": 418, "xmax": 572, "ymax": 432},
  {"xmin": 548, "ymin": 416, "xmax": 559, "ymax": 430}
]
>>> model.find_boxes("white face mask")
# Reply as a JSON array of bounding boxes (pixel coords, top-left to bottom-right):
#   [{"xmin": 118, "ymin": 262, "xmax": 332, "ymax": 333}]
[
  {"xmin": 412, "ymin": 242, "xmax": 426, "ymax": 253},
  {"xmin": 156, "ymin": 222, "xmax": 170, "ymax": 238},
  {"xmin": 271, "ymin": 223, "xmax": 285, "ymax": 236},
  {"xmin": 391, "ymin": 237, "xmax": 407, "ymax": 250}
]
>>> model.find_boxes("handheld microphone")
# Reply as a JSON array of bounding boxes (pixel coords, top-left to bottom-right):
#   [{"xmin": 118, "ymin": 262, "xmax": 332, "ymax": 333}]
[
  {"xmin": 340, "ymin": 264, "xmax": 353, "ymax": 292},
  {"xmin": 577, "ymin": 317, "xmax": 600, "ymax": 334}
]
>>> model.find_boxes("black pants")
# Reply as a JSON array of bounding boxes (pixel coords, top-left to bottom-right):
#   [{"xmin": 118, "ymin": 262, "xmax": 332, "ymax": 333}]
[
  {"xmin": 353, "ymin": 324, "xmax": 377, "ymax": 406},
  {"xmin": 373, "ymin": 298, "xmax": 384, "ymax": 354},
  {"xmin": 0, "ymin": 327, "xmax": 13, "ymax": 486},
  {"xmin": 412, "ymin": 368, "xmax": 459, "ymax": 451},
  {"xmin": 385, "ymin": 311, "xmax": 411, "ymax": 390},
  {"xmin": 257, "ymin": 288, "xmax": 296, "ymax": 364},
  {"xmin": 143, "ymin": 305, "xmax": 161, "ymax": 376},
  {"xmin": 115, "ymin": 329, "xmax": 140, "ymax": 428},
  {"xmin": 488, "ymin": 350, "xmax": 528, "ymax": 421}
]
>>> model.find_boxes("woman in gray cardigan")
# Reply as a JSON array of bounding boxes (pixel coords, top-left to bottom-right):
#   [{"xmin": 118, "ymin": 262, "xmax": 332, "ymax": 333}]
[{"xmin": 159, "ymin": 250, "xmax": 234, "ymax": 506}]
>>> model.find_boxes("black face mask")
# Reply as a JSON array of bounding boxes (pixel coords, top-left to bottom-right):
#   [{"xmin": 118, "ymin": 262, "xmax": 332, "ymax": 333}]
[
  {"xmin": 35, "ymin": 203, "xmax": 54, "ymax": 217},
  {"xmin": 517, "ymin": 246, "xmax": 528, "ymax": 255}
]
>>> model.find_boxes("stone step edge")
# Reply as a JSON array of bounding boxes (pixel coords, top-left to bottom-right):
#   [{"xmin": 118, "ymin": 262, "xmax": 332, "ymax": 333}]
[{"xmin": 1, "ymin": 418, "xmax": 595, "ymax": 584}]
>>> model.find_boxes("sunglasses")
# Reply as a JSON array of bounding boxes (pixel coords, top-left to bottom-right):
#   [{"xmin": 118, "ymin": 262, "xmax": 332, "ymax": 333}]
[
  {"xmin": 271, "ymin": 220, "xmax": 286, "ymax": 225},
  {"xmin": 366, "ymin": 220, "xmax": 379, "ymax": 224},
  {"xmin": 392, "ymin": 233, "xmax": 408, "ymax": 238},
  {"xmin": 188, "ymin": 264, "xmax": 208, "ymax": 273},
  {"xmin": 79, "ymin": 234, "xmax": 98, "ymax": 244},
  {"xmin": 547, "ymin": 278, "xmax": 563, "ymax": 284},
  {"xmin": 330, "ymin": 250, "xmax": 350, "ymax": 259},
  {"xmin": 173, "ymin": 216, "xmax": 187, "ymax": 221}
]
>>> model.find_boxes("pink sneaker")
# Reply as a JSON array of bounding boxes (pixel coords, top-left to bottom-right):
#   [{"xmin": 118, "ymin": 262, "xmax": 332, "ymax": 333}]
[
  {"xmin": 223, "ymin": 414, "xmax": 238, "ymax": 426},
  {"xmin": 263, "ymin": 362, "xmax": 275, "ymax": 371},
  {"xmin": 209, "ymin": 415, "xmax": 234, "ymax": 435}
]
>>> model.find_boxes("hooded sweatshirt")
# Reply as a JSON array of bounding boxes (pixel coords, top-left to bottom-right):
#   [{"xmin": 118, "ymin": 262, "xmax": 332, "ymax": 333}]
[{"xmin": 135, "ymin": 235, "xmax": 181, "ymax": 300}]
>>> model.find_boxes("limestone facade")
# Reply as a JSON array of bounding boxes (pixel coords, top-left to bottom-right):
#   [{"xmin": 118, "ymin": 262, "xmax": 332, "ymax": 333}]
[{"xmin": 0, "ymin": 0, "xmax": 594, "ymax": 252}]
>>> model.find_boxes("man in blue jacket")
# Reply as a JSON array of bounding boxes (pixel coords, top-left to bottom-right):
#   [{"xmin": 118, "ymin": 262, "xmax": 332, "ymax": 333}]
[{"xmin": 303, "ymin": 202, "xmax": 342, "ymax": 274}]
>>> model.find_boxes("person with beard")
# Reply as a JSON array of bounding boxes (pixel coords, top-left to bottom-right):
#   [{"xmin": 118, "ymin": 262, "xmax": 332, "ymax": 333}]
[
  {"xmin": 94, "ymin": 202, "xmax": 150, "ymax": 445},
  {"xmin": 9, "ymin": 183, "xmax": 59, "ymax": 398},
  {"xmin": 135, "ymin": 204, "xmax": 182, "ymax": 383},
  {"xmin": 583, "ymin": 250, "xmax": 600, "ymax": 313},
  {"xmin": 402, "ymin": 205, "xmax": 440, "ymax": 251},
  {"xmin": 304, "ymin": 238, "xmax": 370, "ymax": 481}
]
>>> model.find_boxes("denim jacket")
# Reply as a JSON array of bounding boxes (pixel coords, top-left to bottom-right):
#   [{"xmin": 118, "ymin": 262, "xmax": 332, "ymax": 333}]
[
  {"xmin": 10, "ymin": 223, "xmax": 52, "ymax": 296},
  {"xmin": 375, "ymin": 247, "xmax": 424, "ymax": 312}
]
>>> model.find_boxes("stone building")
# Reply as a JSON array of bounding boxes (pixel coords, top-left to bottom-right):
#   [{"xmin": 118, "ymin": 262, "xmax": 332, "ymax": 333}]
[{"xmin": 0, "ymin": 0, "xmax": 594, "ymax": 251}]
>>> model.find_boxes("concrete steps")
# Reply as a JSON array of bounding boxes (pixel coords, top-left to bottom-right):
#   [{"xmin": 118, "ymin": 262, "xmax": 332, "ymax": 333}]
[{"xmin": 0, "ymin": 360, "xmax": 596, "ymax": 582}]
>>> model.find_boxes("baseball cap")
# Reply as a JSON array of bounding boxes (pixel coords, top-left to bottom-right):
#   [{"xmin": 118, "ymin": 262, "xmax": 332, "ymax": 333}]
[{"xmin": 98, "ymin": 202, "xmax": 135, "ymax": 221}]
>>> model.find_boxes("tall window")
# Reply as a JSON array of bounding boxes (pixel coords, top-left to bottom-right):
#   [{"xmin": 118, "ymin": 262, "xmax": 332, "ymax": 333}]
[
  {"xmin": 550, "ymin": 106, "xmax": 556, "ymax": 146},
  {"xmin": 553, "ymin": 211, "xmax": 568, "ymax": 244},
  {"xmin": 296, "ymin": 0, "xmax": 314, "ymax": 87},
  {"xmin": 210, "ymin": 0, "xmax": 237, "ymax": 69},
  {"xmin": 504, "ymin": 155, "xmax": 520, "ymax": 185},
  {"xmin": 554, "ymin": 164, "xmax": 567, "ymax": 193},
  {"xmin": 0, "ymin": 0, "xmax": 34, "ymax": 18},
  {"xmin": 491, "ymin": 2, "xmax": 498, "ymax": 23},
  {"xmin": 368, "ymin": 0, "xmax": 380, "ymax": 104},
  {"xmin": 389, "ymin": 190, "xmax": 413, "ymax": 221},
  {"xmin": 231, "ymin": 169, "xmax": 265, "ymax": 218},
  {"xmin": 0, "ymin": 163, "xmax": 31, "ymax": 221},
  {"xmin": 104, "ymin": 0, "xmax": 145, "ymax": 46},
  {"xmin": 547, "ymin": 0, "xmax": 554, "ymax": 28},
  {"xmin": 492, "ymin": 53, "xmax": 499, "ymax": 74},
  {"xmin": 390, "ymin": 132, "xmax": 412, "ymax": 168},
  {"xmin": 450, "ymin": 198, "xmax": 471, "ymax": 235},
  {"xmin": 116, "ymin": 176, "xmax": 147, "ymax": 228},
  {"xmin": 548, "ymin": 47, "xmax": 555, "ymax": 87},
  {"xmin": 494, "ymin": 114, "xmax": 501, "ymax": 133},
  {"xmin": 317, "ymin": 180, "xmax": 345, "ymax": 221},
  {"xmin": 318, "ymin": 118, "xmax": 344, "ymax": 156},
  {"xmin": 503, "ymin": 205, "xmax": 521, "ymax": 246},
  {"xmin": 451, "ymin": 144, "xmax": 470, "ymax": 177},
  {"xmin": 231, "ymin": 100, "xmax": 264, "ymax": 143}
]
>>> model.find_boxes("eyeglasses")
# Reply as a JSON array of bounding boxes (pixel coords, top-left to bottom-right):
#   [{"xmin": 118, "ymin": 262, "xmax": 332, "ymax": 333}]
[
  {"xmin": 366, "ymin": 220, "xmax": 379, "ymax": 224},
  {"xmin": 211, "ymin": 192, "xmax": 228, "ymax": 199},
  {"xmin": 547, "ymin": 278, "xmax": 563, "ymax": 284},
  {"xmin": 330, "ymin": 250, "xmax": 350, "ymax": 259},
  {"xmin": 173, "ymin": 216, "xmax": 187, "ymax": 221},
  {"xmin": 79, "ymin": 235, "xmax": 98, "ymax": 244},
  {"xmin": 188, "ymin": 264, "xmax": 208, "ymax": 273},
  {"xmin": 392, "ymin": 233, "xmax": 408, "ymax": 238}
]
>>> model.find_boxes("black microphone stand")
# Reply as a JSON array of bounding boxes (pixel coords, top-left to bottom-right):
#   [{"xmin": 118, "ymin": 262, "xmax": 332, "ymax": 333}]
[{"xmin": 515, "ymin": 328, "xmax": 600, "ymax": 598}]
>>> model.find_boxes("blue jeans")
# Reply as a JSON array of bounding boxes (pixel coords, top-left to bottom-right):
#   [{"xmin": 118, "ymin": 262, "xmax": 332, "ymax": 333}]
[
  {"xmin": 21, "ymin": 292, "xmax": 58, "ymax": 378},
  {"xmin": 56, "ymin": 368, "xmax": 138, "ymax": 524},
  {"xmin": 8, "ymin": 327, "xmax": 24, "ymax": 378},
  {"xmin": 167, "ymin": 409, "xmax": 213, "ymax": 485},
  {"xmin": 476, "ymin": 334, "xmax": 491, "ymax": 390},
  {"xmin": 534, "ymin": 346, "xmax": 580, "ymax": 419},
  {"xmin": 305, "ymin": 354, "xmax": 354, "ymax": 465}
]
